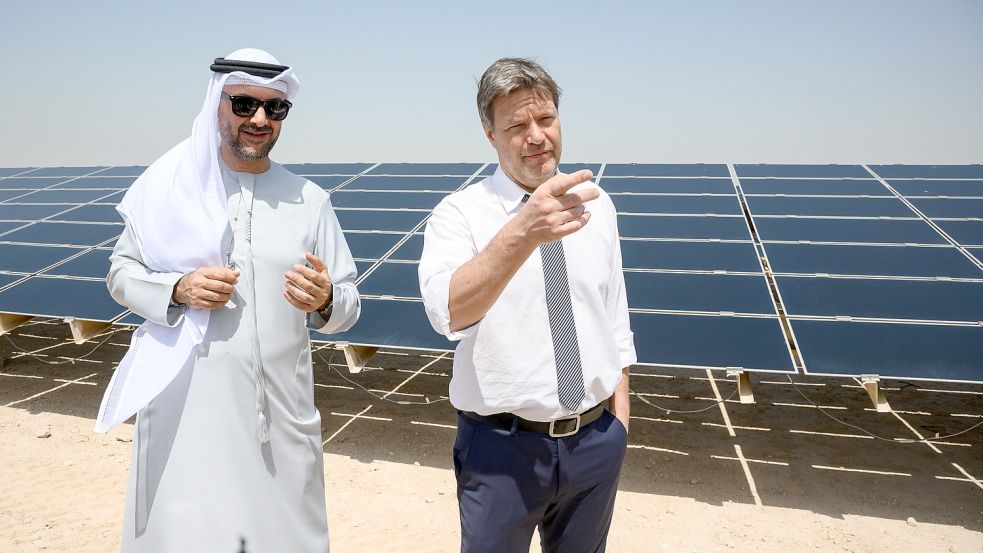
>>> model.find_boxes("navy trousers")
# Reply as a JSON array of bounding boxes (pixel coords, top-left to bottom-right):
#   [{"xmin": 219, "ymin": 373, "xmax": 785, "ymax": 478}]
[{"xmin": 453, "ymin": 409, "xmax": 628, "ymax": 553}]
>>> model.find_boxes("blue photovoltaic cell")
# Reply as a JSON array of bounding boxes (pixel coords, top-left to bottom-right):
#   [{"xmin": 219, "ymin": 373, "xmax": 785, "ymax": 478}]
[
  {"xmin": 49, "ymin": 204, "xmax": 122, "ymax": 223},
  {"xmin": 0, "ymin": 273, "xmax": 21, "ymax": 289},
  {"xmin": 560, "ymin": 163, "xmax": 602, "ymax": 174},
  {"xmin": 0, "ymin": 177, "xmax": 66, "ymax": 190},
  {"xmin": 935, "ymin": 220, "xmax": 983, "ymax": 246},
  {"xmin": 0, "ymin": 168, "xmax": 32, "ymax": 177},
  {"xmin": 310, "ymin": 175, "xmax": 351, "ymax": 189},
  {"xmin": 889, "ymin": 180, "xmax": 983, "ymax": 197},
  {"xmin": 620, "ymin": 240, "xmax": 761, "ymax": 272},
  {"xmin": 330, "ymin": 191, "xmax": 447, "ymax": 210},
  {"xmin": 775, "ymin": 277, "xmax": 983, "ymax": 322},
  {"xmin": 618, "ymin": 215, "xmax": 750, "ymax": 240},
  {"xmin": 344, "ymin": 232, "xmax": 404, "ymax": 259},
  {"xmin": 870, "ymin": 165, "xmax": 983, "ymax": 179},
  {"xmin": 600, "ymin": 178, "xmax": 736, "ymax": 194},
  {"xmin": 370, "ymin": 163, "xmax": 481, "ymax": 176},
  {"xmin": 390, "ymin": 234, "xmax": 424, "ymax": 261},
  {"xmin": 603, "ymin": 164, "xmax": 729, "ymax": 178},
  {"xmin": 358, "ymin": 262, "xmax": 421, "ymax": 298},
  {"xmin": 745, "ymin": 196, "xmax": 913, "ymax": 217},
  {"xmin": 735, "ymin": 164, "xmax": 869, "ymax": 179},
  {"xmin": 0, "ymin": 244, "xmax": 84, "ymax": 273},
  {"xmin": 27, "ymin": 167, "xmax": 105, "ymax": 177},
  {"xmin": 909, "ymin": 198, "xmax": 983, "ymax": 219},
  {"xmin": 42, "ymin": 249, "xmax": 113, "ymax": 279},
  {"xmin": 334, "ymin": 210, "xmax": 426, "ymax": 232},
  {"xmin": 1, "ymin": 222, "xmax": 122, "ymax": 246},
  {"xmin": 765, "ymin": 244, "xmax": 983, "ymax": 278},
  {"xmin": 0, "ymin": 277, "xmax": 125, "ymax": 320},
  {"xmin": 792, "ymin": 320, "xmax": 983, "ymax": 382},
  {"xmin": 612, "ymin": 195, "xmax": 742, "ymax": 215},
  {"xmin": 624, "ymin": 272, "xmax": 775, "ymax": 314},
  {"xmin": 630, "ymin": 313, "xmax": 794, "ymax": 372},
  {"xmin": 95, "ymin": 166, "xmax": 147, "ymax": 177},
  {"xmin": 0, "ymin": 204, "xmax": 71, "ymax": 220},
  {"xmin": 284, "ymin": 163, "xmax": 371, "ymax": 175},
  {"xmin": 739, "ymin": 178, "xmax": 888, "ymax": 196},
  {"xmin": 15, "ymin": 189, "xmax": 116, "ymax": 203},
  {"xmin": 321, "ymin": 298, "xmax": 451, "ymax": 351},
  {"xmin": 53, "ymin": 177, "xmax": 135, "ymax": 189},
  {"xmin": 355, "ymin": 261, "xmax": 374, "ymax": 276},
  {"xmin": 341, "ymin": 175, "xmax": 465, "ymax": 191},
  {"xmin": 117, "ymin": 313, "xmax": 144, "ymax": 326},
  {"xmin": 0, "ymin": 191, "xmax": 23, "ymax": 202},
  {"xmin": 0, "ymin": 222, "xmax": 25, "ymax": 235},
  {"xmin": 753, "ymin": 217, "xmax": 946, "ymax": 245}
]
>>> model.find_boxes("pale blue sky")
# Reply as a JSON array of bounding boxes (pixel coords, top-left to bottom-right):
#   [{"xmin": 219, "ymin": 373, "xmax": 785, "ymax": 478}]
[{"xmin": 3, "ymin": 0, "xmax": 982, "ymax": 167}]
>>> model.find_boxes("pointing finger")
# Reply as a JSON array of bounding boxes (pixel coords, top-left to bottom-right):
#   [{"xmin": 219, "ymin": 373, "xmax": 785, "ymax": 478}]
[{"xmin": 546, "ymin": 170, "xmax": 593, "ymax": 197}]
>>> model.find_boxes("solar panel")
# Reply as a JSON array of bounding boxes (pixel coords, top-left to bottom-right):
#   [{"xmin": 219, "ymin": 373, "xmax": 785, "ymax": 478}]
[
  {"xmin": 868, "ymin": 164, "xmax": 983, "ymax": 179},
  {"xmin": 775, "ymin": 277, "xmax": 983, "ymax": 322},
  {"xmin": 611, "ymin": 195, "xmax": 743, "ymax": 215},
  {"xmin": 735, "ymin": 164, "xmax": 870, "ymax": 178},
  {"xmin": 630, "ymin": 313, "xmax": 794, "ymax": 372},
  {"xmin": 600, "ymin": 177, "xmax": 735, "ymax": 194},
  {"xmin": 621, "ymin": 240, "xmax": 760, "ymax": 272},
  {"xmin": 739, "ymin": 178, "xmax": 888, "ymax": 196},
  {"xmin": 0, "ymin": 168, "xmax": 32, "ymax": 177},
  {"xmin": 888, "ymin": 179, "xmax": 983, "ymax": 197},
  {"xmin": 625, "ymin": 272, "xmax": 775, "ymax": 314},
  {"xmin": 764, "ymin": 243, "xmax": 982, "ymax": 278},
  {"xmin": 340, "ymin": 175, "xmax": 466, "ymax": 191},
  {"xmin": 936, "ymin": 220, "xmax": 983, "ymax": 246},
  {"xmin": 1, "ymin": 222, "xmax": 122, "ymax": 247},
  {"xmin": 744, "ymin": 196, "xmax": 914, "ymax": 217},
  {"xmin": 0, "ymin": 277, "xmax": 124, "ymax": 321},
  {"xmin": 753, "ymin": 217, "xmax": 947, "ymax": 245},
  {"xmin": 790, "ymin": 320, "xmax": 983, "ymax": 383},
  {"xmin": 908, "ymin": 198, "xmax": 983, "ymax": 218},
  {"xmin": 603, "ymin": 164, "xmax": 729, "ymax": 177},
  {"xmin": 2, "ymin": 162, "xmax": 981, "ymax": 385},
  {"xmin": 618, "ymin": 215, "xmax": 750, "ymax": 240}
]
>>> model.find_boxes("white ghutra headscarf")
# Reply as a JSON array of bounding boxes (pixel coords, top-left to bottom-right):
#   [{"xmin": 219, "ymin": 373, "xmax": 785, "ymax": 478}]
[{"xmin": 95, "ymin": 49, "xmax": 300, "ymax": 439}]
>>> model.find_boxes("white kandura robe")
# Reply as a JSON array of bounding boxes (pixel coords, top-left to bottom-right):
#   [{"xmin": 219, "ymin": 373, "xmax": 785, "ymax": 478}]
[{"xmin": 108, "ymin": 162, "xmax": 359, "ymax": 553}]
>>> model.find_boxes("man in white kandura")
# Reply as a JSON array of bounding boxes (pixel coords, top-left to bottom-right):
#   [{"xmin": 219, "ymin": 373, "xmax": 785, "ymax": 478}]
[
  {"xmin": 420, "ymin": 58, "xmax": 635, "ymax": 552},
  {"xmin": 94, "ymin": 48, "xmax": 360, "ymax": 552}
]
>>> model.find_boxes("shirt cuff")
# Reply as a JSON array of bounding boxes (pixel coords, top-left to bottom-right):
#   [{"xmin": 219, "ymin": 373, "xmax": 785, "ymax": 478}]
[{"xmin": 423, "ymin": 270, "xmax": 479, "ymax": 342}]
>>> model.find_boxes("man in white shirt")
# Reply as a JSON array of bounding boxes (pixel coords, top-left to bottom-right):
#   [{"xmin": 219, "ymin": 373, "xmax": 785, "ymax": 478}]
[{"xmin": 419, "ymin": 57, "xmax": 636, "ymax": 553}]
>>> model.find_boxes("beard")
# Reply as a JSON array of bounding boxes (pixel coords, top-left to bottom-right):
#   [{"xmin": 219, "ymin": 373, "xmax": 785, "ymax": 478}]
[{"xmin": 219, "ymin": 119, "xmax": 279, "ymax": 161}]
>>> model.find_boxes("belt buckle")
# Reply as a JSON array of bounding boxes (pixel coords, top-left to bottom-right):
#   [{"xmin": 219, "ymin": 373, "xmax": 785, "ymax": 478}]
[{"xmin": 549, "ymin": 414, "xmax": 581, "ymax": 438}]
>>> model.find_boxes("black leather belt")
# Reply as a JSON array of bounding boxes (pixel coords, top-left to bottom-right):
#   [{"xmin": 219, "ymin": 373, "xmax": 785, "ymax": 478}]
[{"xmin": 461, "ymin": 402, "xmax": 607, "ymax": 438}]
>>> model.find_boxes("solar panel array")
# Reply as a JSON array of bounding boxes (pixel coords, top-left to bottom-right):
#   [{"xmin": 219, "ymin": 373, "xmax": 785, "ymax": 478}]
[{"xmin": 1, "ymin": 163, "xmax": 981, "ymax": 383}]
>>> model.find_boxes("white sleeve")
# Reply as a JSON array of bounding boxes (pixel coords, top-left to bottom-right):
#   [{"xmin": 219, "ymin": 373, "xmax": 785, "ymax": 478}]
[
  {"xmin": 419, "ymin": 198, "xmax": 479, "ymax": 341},
  {"xmin": 307, "ymin": 194, "xmax": 361, "ymax": 334},
  {"xmin": 604, "ymin": 200, "xmax": 637, "ymax": 368}
]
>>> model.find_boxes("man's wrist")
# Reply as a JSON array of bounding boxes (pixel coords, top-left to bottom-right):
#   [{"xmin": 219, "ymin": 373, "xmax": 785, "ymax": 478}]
[{"xmin": 170, "ymin": 276, "xmax": 185, "ymax": 306}]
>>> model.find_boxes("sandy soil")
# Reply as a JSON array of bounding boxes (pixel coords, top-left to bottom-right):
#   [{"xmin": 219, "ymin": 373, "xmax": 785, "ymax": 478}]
[{"xmin": 1, "ymin": 320, "xmax": 981, "ymax": 552}]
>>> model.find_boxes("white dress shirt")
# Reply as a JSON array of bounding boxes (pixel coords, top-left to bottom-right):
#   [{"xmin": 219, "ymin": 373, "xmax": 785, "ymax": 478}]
[{"xmin": 419, "ymin": 168, "xmax": 636, "ymax": 421}]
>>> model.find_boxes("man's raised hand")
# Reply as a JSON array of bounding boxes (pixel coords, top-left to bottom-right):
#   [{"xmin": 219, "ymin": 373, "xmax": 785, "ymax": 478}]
[
  {"xmin": 284, "ymin": 252, "xmax": 334, "ymax": 313},
  {"xmin": 512, "ymin": 170, "xmax": 599, "ymax": 247},
  {"xmin": 173, "ymin": 267, "xmax": 240, "ymax": 309}
]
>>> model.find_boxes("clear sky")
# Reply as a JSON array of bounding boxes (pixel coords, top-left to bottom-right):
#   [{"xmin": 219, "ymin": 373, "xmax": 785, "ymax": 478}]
[{"xmin": 3, "ymin": 0, "xmax": 982, "ymax": 167}]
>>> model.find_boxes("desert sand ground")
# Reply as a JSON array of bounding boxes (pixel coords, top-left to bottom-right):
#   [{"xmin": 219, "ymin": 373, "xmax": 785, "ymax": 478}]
[{"xmin": 0, "ymin": 319, "xmax": 981, "ymax": 553}]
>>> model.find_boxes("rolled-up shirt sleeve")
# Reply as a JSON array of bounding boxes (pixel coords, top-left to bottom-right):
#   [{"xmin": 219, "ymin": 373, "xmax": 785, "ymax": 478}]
[
  {"xmin": 307, "ymin": 194, "xmax": 361, "ymax": 334},
  {"xmin": 107, "ymin": 224, "xmax": 187, "ymax": 327},
  {"xmin": 419, "ymin": 198, "xmax": 479, "ymax": 341}
]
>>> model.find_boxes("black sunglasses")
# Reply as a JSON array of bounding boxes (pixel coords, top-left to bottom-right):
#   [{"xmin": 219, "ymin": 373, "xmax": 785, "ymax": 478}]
[{"xmin": 221, "ymin": 92, "xmax": 292, "ymax": 121}]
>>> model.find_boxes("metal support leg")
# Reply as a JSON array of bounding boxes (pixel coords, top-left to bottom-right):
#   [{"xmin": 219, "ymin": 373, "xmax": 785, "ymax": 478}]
[
  {"xmin": 728, "ymin": 369, "xmax": 755, "ymax": 404},
  {"xmin": 861, "ymin": 374, "xmax": 891, "ymax": 413},
  {"xmin": 0, "ymin": 313, "xmax": 34, "ymax": 335},
  {"xmin": 66, "ymin": 318, "xmax": 112, "ymax": 345},
  {"xmin": 341, "ymin": 343, "xmax": 379, "ymax": 374}
]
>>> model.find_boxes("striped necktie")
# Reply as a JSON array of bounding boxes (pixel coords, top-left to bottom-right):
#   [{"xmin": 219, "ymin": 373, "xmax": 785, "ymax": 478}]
[{"xmin": 523, "ymin": 194, "xmax": 587, "ymax": 411}]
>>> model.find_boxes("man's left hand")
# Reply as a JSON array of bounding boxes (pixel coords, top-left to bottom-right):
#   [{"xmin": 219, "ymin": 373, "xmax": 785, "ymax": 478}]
[{"xmin": 284, "ymin": 252, "xmax": 333, "ymax": 312}]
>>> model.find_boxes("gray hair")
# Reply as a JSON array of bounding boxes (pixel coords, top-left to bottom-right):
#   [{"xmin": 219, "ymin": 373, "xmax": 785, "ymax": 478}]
[{"xmin": 477, "ymin": 58, "xmax": 562, "ymax": 130}]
